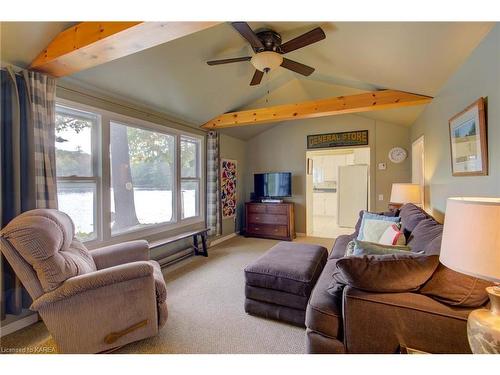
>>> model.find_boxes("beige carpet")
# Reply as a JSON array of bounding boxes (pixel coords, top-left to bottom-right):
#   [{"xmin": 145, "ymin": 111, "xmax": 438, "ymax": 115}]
[{"xmin": 1, "ymin": 236, "xmax": 334, "ymax": 354}]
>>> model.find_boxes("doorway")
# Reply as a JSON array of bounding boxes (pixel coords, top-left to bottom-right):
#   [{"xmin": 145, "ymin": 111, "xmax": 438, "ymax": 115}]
[{"xmin": 306, "ymin": 147, "xmax": 370, "ymax": 239}]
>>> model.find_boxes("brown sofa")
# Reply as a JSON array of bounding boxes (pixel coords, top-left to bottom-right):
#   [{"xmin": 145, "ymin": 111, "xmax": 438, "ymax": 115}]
[{"xmin": 305, "ymin": 204, "xmax": 478, "ymax": 354}]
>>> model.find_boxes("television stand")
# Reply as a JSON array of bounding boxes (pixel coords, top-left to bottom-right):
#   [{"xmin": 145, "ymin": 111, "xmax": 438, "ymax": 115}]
[
  {"xmin": 245, "ymin": 202, "xmax": 295, "ymax": 241},
  {"xmin": 261, "ymin": 198, "xmax": 283, "ymax": 203}
]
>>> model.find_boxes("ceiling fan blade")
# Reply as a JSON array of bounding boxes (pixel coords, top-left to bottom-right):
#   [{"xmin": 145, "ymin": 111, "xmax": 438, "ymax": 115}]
[
  {"xmin": 280, "ymin": 58, "xmax": 315, "ymax": 76},
  {"xmin": 207, "ymin": 56, "xmax": 252, "ymax": 66},
  {"xmin": 232, "ymin": 22, "xmax": 264, "ymax": 51},
  {"xmin": 250, "ymin": 69, "xmax": 264, "ymax": 86},
  {"xmin": 280, "ymin": 27, "xmax": 326, "ymax": 54}
]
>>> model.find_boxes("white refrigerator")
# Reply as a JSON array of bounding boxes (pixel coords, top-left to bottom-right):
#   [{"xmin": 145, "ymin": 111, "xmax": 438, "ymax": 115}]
[{"xmin": 337, "ymin": 164, "xmax": 369, "ymax": 228}]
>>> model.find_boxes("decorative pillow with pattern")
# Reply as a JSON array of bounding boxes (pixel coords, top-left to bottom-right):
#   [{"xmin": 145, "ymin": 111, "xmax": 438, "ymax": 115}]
[
  {"xmin": 378, "ymin": 223, "xmax": 406, "ymax": 245},
  {"xmin": 345, "ymin": 240, "xmax": 356, "ymax": 256}
]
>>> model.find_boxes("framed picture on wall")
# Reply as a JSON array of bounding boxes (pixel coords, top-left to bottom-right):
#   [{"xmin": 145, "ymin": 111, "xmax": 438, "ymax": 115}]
[
  {"xmin": 221, "ymin": 159, "xmax": 237, "ymax": 218},
  {"xmin": 448, "ymin": 98, "xmax": 488, "ymax": 176}
]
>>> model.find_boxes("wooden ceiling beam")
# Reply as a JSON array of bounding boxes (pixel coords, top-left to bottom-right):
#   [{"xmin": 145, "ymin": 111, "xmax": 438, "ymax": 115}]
[
  {"xmin": 30, "ymin": 21, "xmax": 220, "ymax": 77},
  {"xmin": 201, "ymin": 90, "xmax": 433, "ymax": 130}
]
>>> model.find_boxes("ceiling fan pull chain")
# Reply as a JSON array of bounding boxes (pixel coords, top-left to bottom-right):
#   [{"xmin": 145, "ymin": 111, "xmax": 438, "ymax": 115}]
[{"xmin": 265, "ymin": 70, "xmax": 270, "ymax": 104}]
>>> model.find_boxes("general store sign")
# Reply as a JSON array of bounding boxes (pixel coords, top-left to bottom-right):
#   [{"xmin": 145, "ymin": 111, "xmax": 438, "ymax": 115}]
[{"xmin": 307, "ymin": 130, "xmax": 369, "ymax": 149}]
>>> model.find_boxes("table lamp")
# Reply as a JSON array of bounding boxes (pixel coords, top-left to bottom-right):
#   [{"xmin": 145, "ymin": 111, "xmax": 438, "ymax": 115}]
[
  {"xmin": 389, "ymin": 183, "xmax": 422, "ymax": 211},
  {"xmin": 440, "ymin": 197, "xmax": 500, "ymax": 354}
]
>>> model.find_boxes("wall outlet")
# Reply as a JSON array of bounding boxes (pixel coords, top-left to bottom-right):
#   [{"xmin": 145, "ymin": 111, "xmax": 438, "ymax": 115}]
[
  {"xmin": 378, "ymin": 194, "xmax": 384, "ymax": 201},
  {"xmin": 378, "ymin": 162, "xmax": 387, "ymax": 170}
]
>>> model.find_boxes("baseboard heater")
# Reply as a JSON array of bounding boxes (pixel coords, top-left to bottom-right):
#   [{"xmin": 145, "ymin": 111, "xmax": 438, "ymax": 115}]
[{"xmin": 154, "ymin": 247, "xmax": 194, "ymax": 268}]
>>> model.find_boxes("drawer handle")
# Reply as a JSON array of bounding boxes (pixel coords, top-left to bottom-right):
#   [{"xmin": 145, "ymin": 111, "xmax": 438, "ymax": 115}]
[
  {"xmin": 255, "ymin": 216, "xmax": 260, "ymax": 220},
  {"xmin": 254, "ymin": 227, "xmax": 260, "ymax": 231}
]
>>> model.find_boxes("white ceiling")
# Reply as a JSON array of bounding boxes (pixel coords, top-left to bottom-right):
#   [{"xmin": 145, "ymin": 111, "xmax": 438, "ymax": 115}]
[{"xmin": 1, "ymin": 21, "xmax": 494, "ymax": 139}]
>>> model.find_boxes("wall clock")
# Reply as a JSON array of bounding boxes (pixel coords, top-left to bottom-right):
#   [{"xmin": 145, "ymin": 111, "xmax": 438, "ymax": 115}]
[{"xmin": 388, "ymin": 147, "xmax": 408, "ymax": 163}]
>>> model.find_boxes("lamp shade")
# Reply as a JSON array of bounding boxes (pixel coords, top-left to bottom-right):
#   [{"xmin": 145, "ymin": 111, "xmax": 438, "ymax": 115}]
[
  {"xmin": 440, "ymin": 197, "xmax": 500, "ymax": 283},
  {"xmin": 390, "ymin": 183, "xmax": 422, "ymax": 204}
]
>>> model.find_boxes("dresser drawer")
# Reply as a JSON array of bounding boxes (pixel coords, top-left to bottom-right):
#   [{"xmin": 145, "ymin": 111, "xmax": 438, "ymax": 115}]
[
  {"xmin": 248, "ymin": 213, "xmax": 288, "ymax": 225},
  {"xmin": 266, "ymin": 204, "xmax": 289, "ymax": 215},
  {"xmin": 247, "ymin": 224, "xmax": 288, "ymax": 237},
  {"xmin": 247, "ymin": 204, "xmax": 267, "ymax": 213}
]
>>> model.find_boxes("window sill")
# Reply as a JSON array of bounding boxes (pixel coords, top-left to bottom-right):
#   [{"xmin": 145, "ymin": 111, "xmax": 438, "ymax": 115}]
[{"xmin": 84, "ymin": 216, "xmax": 205, "ymax": 249}]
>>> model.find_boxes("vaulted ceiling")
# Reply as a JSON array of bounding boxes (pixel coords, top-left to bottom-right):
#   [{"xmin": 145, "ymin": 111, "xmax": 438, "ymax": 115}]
[{"xmin": 1, "ymin": 21, "xmax": 494, "ymax": 139}]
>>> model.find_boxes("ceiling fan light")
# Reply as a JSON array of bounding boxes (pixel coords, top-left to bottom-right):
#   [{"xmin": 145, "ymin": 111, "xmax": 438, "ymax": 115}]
[{"xmin": 251, "ymin": 51, "xmax": 283, "ymax": 72}]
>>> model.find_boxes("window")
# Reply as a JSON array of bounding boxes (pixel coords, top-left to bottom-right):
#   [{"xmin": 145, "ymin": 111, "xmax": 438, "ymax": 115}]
[
  {"xmin": 110, "ymin": 121, "xmax": 175, "ymax": 235},
  {"xmin": 180, "ymin": 136, "xmax": 201, "ymax": 219},
  {"xmin": 55, "ymin": 101, "xmax": 204, "ymax": 245},
  {"xmin": 55, "ymin": 105, "xmax": 100, "ymax": 242}
]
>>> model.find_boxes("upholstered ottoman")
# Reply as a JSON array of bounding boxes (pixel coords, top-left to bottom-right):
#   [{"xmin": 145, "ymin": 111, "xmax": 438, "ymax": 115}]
[{"xmin": 244, "ymin": 242, "xmax": 328, "ymax": 326}]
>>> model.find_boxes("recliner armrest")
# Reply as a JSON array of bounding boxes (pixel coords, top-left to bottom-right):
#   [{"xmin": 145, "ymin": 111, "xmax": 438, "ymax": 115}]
[
  {"xmin": 90, "ymin": 240, "xmax": 149, "ymax": 269},
  {"xmin": 31, "ymin": 261, "xmax": 154, "ymax": 310}
]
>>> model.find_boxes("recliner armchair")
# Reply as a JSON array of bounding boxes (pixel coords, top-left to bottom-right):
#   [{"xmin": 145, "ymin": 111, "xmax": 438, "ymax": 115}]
[{"xmin": 0, "ymin": 209, "xmax": 168, "ymax": 353}]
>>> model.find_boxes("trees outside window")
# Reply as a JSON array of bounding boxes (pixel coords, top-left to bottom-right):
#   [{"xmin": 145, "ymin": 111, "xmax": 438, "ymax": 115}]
[
  {"xmin": 55, "ymin": 105, "xmax": 99, "ymax": 241},
  {"xmin": 110, "ymin": 122, "xmax": 175, "ymax": 235}
]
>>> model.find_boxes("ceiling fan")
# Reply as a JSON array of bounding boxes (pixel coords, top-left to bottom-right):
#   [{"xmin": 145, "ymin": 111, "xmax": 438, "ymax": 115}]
[{"xmin": 207, "ymin": 22, "xmax": 326, "ymax": 86}]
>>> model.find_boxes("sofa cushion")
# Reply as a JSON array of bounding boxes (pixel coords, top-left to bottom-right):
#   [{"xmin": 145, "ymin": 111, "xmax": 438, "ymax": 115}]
[
  {"xmin": 0, "ymin": 209, "xmax": 97, "ymax": 292},
  {"xmin": 422, "ymin": 235, "xmax": 443, "ymax": 256},
  {"xmin": 399, "ymin": 203, "xmax": 428, "ymax": 238},
  {"xmin": 244, "ymin": 242, "xmax": 328, "ymax": 296},
  {"xmin": 420, "ymin": 264, "xmax": 493, "ymax": 307},
  {"xmin": 332, "ymin": 253, "xmax": 439, "ymax": 293},
  {"xmin": 306, "ymin": 260, "xmax": 343, "ymax": 339},
  {"xmin": 407, "ymin": 218, "xmax": 443, "ymax": 254}
]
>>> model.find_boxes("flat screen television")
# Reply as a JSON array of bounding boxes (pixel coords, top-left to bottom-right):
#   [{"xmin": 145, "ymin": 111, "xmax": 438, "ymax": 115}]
[{"xmin": 254, "ymin": 172, "xmax": 292, "ymax": 198}]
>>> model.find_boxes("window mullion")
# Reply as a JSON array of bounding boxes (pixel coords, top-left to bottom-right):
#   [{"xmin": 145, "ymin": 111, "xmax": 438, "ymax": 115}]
[
  {"xmin": 175, "ymin": 134, "xmax": 182, "ymax": 223},
  {"xmin": 101, "ymin": 114, "xmax": 111, "ymax": 242}
]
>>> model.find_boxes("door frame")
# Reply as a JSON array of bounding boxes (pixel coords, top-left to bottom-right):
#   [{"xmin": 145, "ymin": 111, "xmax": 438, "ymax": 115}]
[
  {"xmin": 305, "ymin": 147, "xmax": 371, "ymax": 236},
  {"xmin": 412, "ymin": 135, "xmax": 425, "ymax": 206}
]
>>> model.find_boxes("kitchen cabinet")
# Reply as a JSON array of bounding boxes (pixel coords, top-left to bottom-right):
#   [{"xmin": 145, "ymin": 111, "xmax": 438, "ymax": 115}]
[{"xmin": 312, "ymin": 192, "xmax": 337, "ymax": 217}]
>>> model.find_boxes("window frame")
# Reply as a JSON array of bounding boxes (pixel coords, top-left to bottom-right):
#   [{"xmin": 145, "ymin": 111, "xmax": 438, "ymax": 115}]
[
  {"xmin": 55, "ymin": 98, "xmax": 206, "ymax": 247},
  {"xmin": 55, "ymin": 104, "xmax": 102, "ymax": 245},
  {"xmin": 180, "ymin": 135, "xmax": 202, "ymax": 219}
]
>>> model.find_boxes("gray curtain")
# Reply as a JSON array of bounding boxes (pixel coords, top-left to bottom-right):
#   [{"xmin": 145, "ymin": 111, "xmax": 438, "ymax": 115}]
[
  {"xmin": 23, "ymin": 70, "xmax": 58, "ymax": 209},
  {"xmin": 206, "ymin": 131, "xmax": 221, "ymax": 236},
  {"xmin": 0, "ymin": 68, "xmax": 57, "ymax": 321}
]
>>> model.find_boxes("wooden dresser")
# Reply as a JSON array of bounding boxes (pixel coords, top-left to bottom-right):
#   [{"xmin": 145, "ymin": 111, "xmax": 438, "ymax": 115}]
[{"xmin": 245, "ymin": 202, "xmax": 295, "ymax": 241}]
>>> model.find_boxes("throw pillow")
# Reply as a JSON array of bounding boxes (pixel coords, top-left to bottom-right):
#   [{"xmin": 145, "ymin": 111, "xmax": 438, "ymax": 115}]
[
  {"xmin": 352, "ymin": 239, "xmax": 411, "ymax": 256},
  {"xmin": 420, "ymin": 264, "xmax": 493, "ymax": 307},
  {"xmin": 344, "ymin": 240, "xmax": 356, "ymax": 256},
  {"xmin": 330, "ymin": 253, "xmax": 439, "ymax": 293},
  {"xmin": 357, "ymin": 212, "xmax": 400, "ymax": 242},
  {"xmin": 378, "ymin": 224, "xmax": 406, "ymax": 245}
]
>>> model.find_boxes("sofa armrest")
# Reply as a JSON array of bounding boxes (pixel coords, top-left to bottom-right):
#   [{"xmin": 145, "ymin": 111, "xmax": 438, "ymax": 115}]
[
  {"xmin": 342, "ymin": 286, "xmax": 472, "ymax": 353},
  {"xmin": 90, "ymin": 240, "xmax": 149, "ymax": 269},
  {"xmin": 31, "ymin": 261, "xmax": 154, "ymax": 310}
]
